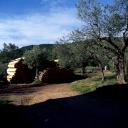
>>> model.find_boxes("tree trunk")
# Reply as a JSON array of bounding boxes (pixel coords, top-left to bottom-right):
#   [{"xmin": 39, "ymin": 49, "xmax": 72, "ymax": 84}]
[
  {"xmin": 82, "ymin": 66, "xmax": 85, "ymax": 76},
  {"xmin": 35, "ymin": 67, "xmax": 38, "ymax": 80},
  {"xmin": 81, "ymin": 62, "xmax": 86, "ymax": 76},
  {"xmin": 101, "ymin": 68, "xmax": 105, "ymax": 81},
  {"xmin": 115, "ymin": 54, "xmax": 126, "ymax": 84},
  {"xmin": 125, "ymin": 62, "xmax": 128, "ymax": 80},
  {"xmin": 99, "ymin": 64, "xmax": 105, "ymax": 81},
  {"xmin": 124, "ymin": 54, "xmax": 127, "ymax": 80}
]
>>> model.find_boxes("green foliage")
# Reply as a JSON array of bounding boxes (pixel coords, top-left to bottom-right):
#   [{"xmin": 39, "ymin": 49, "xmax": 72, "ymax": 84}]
[
  {"xmin": 71, "ymin": 42, "xmax": 89, "ymax": 68},
  {"xmin": 31, "ymin": 79, "xmax": 42, "ymax": 85},
  {"xmin": 0, "ymin": 43, "xmax": 21, "ymax": 83},
  {"xmin": 39, "ymin": 44, "xmax": 54, "ymax": 60},
  {"xmin": 0, "ymin": 49, "xmax": 23, "ymax": 63},
  {"xmin": 0, "ymin": 44, "xmax": 54, "ymax": 64},
  {"xmin": 20, "ymin": 44, "xmax": 54, "ymax": 60},
  {"xmin": 23, "ymin": 46, "xmax": 48, "ymax": 69},
  {"xmin": 0, "ymin": 43, "xmax": 54, "ymax": 80},
  {"xmin": 76, "ymin": 0, "xmax": 128, "ymax": 83},
  {"xmin": 0, "ymin": 63, "xmax": 7, "ymax": 82},
  {"xmin": 3, "ymin": 43, "xmax": 18, "ymax": 52},
  {"xmin": 55, "ymin": 32, "xmax": 112, "ymax": 78},
  {"xmin": 0, "ymin": 100, "xmax": 12, "ymax": 104},
  {"xmin": 71, "ymin": 30, "xmax": 113, "ymax": 68},
  {"xmin": 55, "ymin": 42, "xmax": 76, "ymax": 69},
  {"xmin": 0, "ymin": 43, "xmax": 22, "ymax": 63},
  {"xmin": 55, "ymin": 36, "xmax": 92, "ymax": 71}
]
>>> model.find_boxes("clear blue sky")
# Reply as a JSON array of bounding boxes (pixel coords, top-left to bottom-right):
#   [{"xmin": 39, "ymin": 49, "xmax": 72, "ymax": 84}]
[{"xmin": 0, "ymin": 0, "xmax": 109, "ymax": 48}]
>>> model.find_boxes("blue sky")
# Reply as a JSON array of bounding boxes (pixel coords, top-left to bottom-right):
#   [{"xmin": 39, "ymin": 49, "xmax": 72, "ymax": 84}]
[
  {"xmin": 0, "ymin": 0, "xmax": 111, "ymax": 49},
  {"xmin": 0, "ymin": 0, "xmax": 82, "ymax": 48}
]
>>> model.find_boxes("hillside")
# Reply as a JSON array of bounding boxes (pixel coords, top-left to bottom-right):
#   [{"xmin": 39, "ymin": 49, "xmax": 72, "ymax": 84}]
[{"xmin": 20, "ymin": 44, "xmax": 55, "ymax": 58}]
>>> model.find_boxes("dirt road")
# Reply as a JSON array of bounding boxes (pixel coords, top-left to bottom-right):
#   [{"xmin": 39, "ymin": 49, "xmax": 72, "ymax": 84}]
[{"xmin": 0, "ymin": 83, "xmax": 80, "ymax": 105}]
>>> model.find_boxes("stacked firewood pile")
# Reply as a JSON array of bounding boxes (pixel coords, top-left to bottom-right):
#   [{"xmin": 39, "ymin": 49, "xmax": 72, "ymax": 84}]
[
  {"xmin": 7, "ymin": 58, "xmax": 34, "ymax": 84},
  {"xmin": 38, "ymin": 68, "xmax": 75, "ymax": 83},
  {"xmin": 6, "ymin": 58, "xmax": 77, "ymax": 84}
]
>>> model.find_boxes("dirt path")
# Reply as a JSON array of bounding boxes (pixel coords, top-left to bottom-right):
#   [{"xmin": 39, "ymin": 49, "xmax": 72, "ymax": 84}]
[{"xmin": 0, "ymin": 83, "xmax": 80, "ymax": 105}]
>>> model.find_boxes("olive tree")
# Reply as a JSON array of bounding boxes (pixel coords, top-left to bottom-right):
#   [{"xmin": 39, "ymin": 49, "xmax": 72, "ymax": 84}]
[
  {"xmin": 55, "ymin": 37, "xmax": 76, "ymax": 69},
  {"xmin": 70, "ymin": 29, "xmax": 112, "ymax": 80},
  {"xmin": 77, "ymin": 0, "xmax": 128, "ymax": 83},
  {"xmin": 23, "ymin": 46, "xmax": 48, "ymax": 79}
]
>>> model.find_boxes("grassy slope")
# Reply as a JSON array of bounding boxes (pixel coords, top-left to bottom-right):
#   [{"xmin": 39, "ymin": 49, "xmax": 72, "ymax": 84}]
[{"xmin": 71, "ymin": 71, "xmax": 117, "ymax": 94}]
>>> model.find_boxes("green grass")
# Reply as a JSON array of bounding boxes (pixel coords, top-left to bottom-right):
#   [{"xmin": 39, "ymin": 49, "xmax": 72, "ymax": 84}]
[
  {"xmin": 31, "ymin": 79, "xmax": 42, "ymax": 85},
  {"xmin": 71, "ymin": 71, "xmax": 117, "ymax": 94}
]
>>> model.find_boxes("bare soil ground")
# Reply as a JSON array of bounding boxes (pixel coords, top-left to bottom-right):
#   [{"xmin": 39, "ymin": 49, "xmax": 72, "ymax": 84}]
[{"xmin": 0, "ymin": 83, "xmax": 80, "ymax": 105}]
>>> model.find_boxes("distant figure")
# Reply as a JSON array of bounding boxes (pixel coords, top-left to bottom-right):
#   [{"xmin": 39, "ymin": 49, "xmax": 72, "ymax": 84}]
[{"xmin": 104, "ymin": 66, "xmax": 107, "ymax": 71}]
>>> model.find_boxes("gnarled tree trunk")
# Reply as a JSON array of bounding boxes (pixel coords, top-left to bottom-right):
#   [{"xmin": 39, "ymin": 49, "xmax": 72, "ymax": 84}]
[
  {"xmin": 82, "ymin": 66, "xmax": 85, "ymax": 76},
  {"xmin": 99, "ymin": 63, "xmax": 105, "ymax": 81},
  {"xmin": 35, "ymin": 66, "xmax": 39, "ymax": 80},
  {"xmin": 115, "ymin": 54, "xmax": 126, "ymax": 84}
]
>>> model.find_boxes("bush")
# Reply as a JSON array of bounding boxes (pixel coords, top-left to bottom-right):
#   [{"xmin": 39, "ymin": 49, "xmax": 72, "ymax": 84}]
[
  {"xmin": 0, "ymin": 100, "xmax": 12, "ymax": 104},
  {"xmin": 0, "ymin": 63, "xmax": 7, "ymax": 82}
]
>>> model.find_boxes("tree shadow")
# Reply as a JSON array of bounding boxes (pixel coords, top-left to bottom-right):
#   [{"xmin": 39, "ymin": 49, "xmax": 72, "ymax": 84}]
[
  {"xmin": 0, "ymin": 84, "xmax": 45, "ymax": 94},
  {"xmin": 0, "ymin": 84, "xmax": 128, "ymax": 128},
  {"xmin": 105, "ymin": 74, "xmax": 116, "ymax": 80},
  {"xmin": 95, "ymin": 74, "xmax": 116, "ymax": 81},
  {"xmin": 40, "ymin": 74, "xmax": 86, "ymax": 84},
  {"xmin": 0, "ymin": 75, "xmax": 85, "ymax": 95}
]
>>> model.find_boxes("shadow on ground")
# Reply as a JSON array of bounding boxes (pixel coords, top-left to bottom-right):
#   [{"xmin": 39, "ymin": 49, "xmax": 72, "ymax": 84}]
[
  {"xmin": 41, "ymin": 74, "xmax": 86, "ymax": 84},
  {"xmin": 0, "ymin": 84, "xmax": 128, "ymax": 128}
]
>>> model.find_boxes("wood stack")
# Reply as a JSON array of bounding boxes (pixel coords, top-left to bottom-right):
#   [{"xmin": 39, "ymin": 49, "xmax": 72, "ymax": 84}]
[
  {"xmin": 38, "ymin": 68, "xmax": 75, "ymax": 83},
  {"xmin": 7, "ymin": 58, "xmax": 35, "ymax": 84}
]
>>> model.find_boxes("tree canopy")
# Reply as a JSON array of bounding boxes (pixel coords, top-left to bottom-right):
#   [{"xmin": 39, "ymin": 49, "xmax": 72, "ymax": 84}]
[
  {"xmin": 76, "ymin": 0, "xmax": 128, "ymax": 83},
  {"xmin": 3, "ymin": 43, "xmax": 18, "ymax": 52},
  {"xmin": 23, "ymin": 46, "xmax": 49, "ymax": 78}
]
